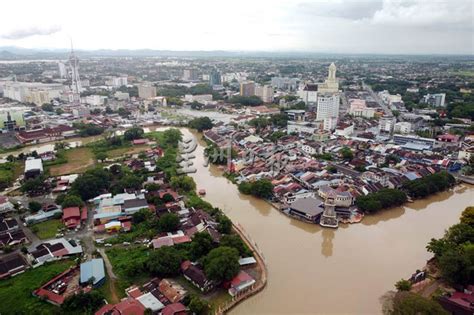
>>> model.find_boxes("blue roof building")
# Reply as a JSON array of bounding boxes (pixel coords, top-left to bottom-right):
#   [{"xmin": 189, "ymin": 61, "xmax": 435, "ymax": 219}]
[{"xmin": 80, "ymin": 258, "xmax": 105, "ymax": 287}]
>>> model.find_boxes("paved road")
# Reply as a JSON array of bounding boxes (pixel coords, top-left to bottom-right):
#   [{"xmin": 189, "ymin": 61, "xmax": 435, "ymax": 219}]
[{"xmin": 363, "ymin": 82, "xmax": 393, "ymax": 117}]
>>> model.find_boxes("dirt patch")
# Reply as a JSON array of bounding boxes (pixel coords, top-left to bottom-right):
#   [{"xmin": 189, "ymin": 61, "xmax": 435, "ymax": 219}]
[{"xmin": 49, "ymin": 148, "xmax": 95, "ymax": 176}]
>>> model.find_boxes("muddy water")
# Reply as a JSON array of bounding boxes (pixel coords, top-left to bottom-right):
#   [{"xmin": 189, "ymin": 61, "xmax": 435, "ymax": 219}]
[{"xmin": 178, "ymin": 129, "xmax": 473, "ymax": 315}]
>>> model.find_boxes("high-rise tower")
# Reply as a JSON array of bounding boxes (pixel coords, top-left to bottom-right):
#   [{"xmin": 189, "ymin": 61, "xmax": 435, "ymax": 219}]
[{"xmin": 68, "ymin": 41, "xmax": 81, "ymax": 103}]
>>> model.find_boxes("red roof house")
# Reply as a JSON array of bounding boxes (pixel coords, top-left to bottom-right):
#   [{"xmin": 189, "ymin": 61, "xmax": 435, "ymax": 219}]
[
  {"xmin": 95, "ymin": 297, "xmax": 145, "ymax": 315},
  {"xmin": 62, "ymin": 207, "xmax": 81, "ymax": 229},
  {"xmin": 162, "ymin": 303, "xmax": 187, "ymax": 315}
]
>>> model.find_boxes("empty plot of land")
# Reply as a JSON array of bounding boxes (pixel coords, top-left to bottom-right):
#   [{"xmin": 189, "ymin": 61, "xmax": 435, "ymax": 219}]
[
  {"xmin": 107, "ymin": 145, "xmax": 150, "ymax": 159},
  {"xmin": 49, "ymin": 148, "xmax": 95, "ymax": 176}
]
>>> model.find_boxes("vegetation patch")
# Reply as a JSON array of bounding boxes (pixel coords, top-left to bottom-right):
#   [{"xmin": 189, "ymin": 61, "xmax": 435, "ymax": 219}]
[
  {"xmin": 0, "ymin": 260, "xmax": 74, "ymax": 314},
  {"xmin": 31, "ymin": 219, "xmax": 64, "ymax": 239}
]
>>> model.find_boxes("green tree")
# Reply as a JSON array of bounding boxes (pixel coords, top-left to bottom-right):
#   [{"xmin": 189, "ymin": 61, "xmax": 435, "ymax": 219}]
[
  {"xmin": 170, "ymin": 176, "xmax": 196, "ymax": 192},
  {"xmin": 188, "ymin": 295, "xmax": 209, "ymax": 315},
  {"xmin": 189, "ymin": 117, "xmax": 214, "ymax": 132},
  {"xmin": 21, "ymin": 176, "xmax": 45, "ymax": 194},
  {"xmin": 70, "ymin": 168, "xmax": 111, "ymax": 200},
  {"xmin": 120, "ymin": 174, "xmax": 143, "ymax": 190},
  {"xmin": 95, "ymin": 151, "xmax": 108, "ymax": 162},
  {"xmin": 124, "ymin": 127, "xmax": 145, "ymax": 141},
  {"xmin": 146, "ymin": 246, "xmax": 183, "ymax": 276},
  {"xmin": 190, "ymin": 232, "xmax": 215, "ymax": 261},
  {"xmin": 252, "ymin": 179, "xmax": 273, "ymax": 198},
  {"xmin": 62, "ymin": 291, "xmax": 105, "ymax": 314},
  {"xmin": 158, "ymin": 213, "xmax": 180, "ymax": 232},
  {"xmin": 61, "ymin": 194, "xmax": 84, "ymax": 208},
  {"xmin": 389, "ymin": 292, "xmax": 448, "ymax": 315},
  {"xmin": 132, "ymin": 208, "xmax": 153, "ymax": 224},
  {"xmin": 340, "ymin": 147, "xmax": 354, "ymax": 160},
  {"xmin": 460, "ymin": 206, "xmax": 474, "ymax": 226},
  {"xmin": 220, "ymin": 234, "xmax": 251, "ymax": 256},
  {"xmin": 203, "ymin": 246, "xmax": 240, "ymax": 282},
  {"xmin": 41, "ymin": 103, "xmax": 54, "ymax": 112},
  {"xmin": 28, "ymin": 201, "xmax": 42, "ymax": 212},
  {"xmin": 438, "ymin": 246, "xmax": 472, "ymax": 285},
  {"xmin": 162, "ymin": 129, "xmax": 182, "ymax": 148},
  {"xmin": 217, "ymin": 215, "xmax": 232, "ymax": 234},
  {"xmin": 394, "ymin": 279, "xmax": 412, "ymax": 291}
]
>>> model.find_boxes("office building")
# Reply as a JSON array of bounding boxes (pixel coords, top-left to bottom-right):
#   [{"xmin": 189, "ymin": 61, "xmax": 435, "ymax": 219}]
[
  {"xmin": 271, "ymin": 77, "xmax": 298, "ymax": 91},
  {"xmin": 298, "ymin": 83, "xmax": 318, "ymax": 105},
  {"xmin": 209, "ymin": 70, "xmax": 222, "ymax": 86},
  {"xmin": 138, "ymin": 84, "xmax": 157, "ymax": 99},
  {"xmin": 348, "ymin": 99, "xmax": 375, "ymax": 118},
  {"xmin": 2, "ymin": 81, "xmax": 64, "ymax": 106},
  {"xmin": 379, "ymin": 117, "xmax": 396, "ymax": 134},
  {"xmin": 183, "ymin": 69, "xmax": 199, "ymax": 81},
  {"xmin": 106, "ymin": 76, "xmax": 128, "ymax": 87},
  {"xmin": 240, "ymin": 81, "xmax": 255, "ymax": 97},
  {"xmin": 316, "ymin": 93, "xmax": 340, "ymax": 121},
  {"xmin": 421, "ymin": 93, "xmax": 446, "ymax": 107},
  {"xmin": 255, "ymin": 85, "xmax": 273, "ymax": 103},
  {"xmin": 394, "ymin": 122, "xmax": 412, "ymax": 134}
]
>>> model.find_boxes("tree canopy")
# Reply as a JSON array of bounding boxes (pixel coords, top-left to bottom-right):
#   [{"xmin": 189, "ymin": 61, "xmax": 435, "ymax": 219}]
[
  {"xmin": 124, "ymin": 127, "xmax": 145, "ymax": 141},
  {"xmin": 203, "ymin": 246, "xmax": 240, "ymax": 282},
  {"xmin": 158, "ymin": 213, "xmax": 180, "ymax": 232},
  {"xmin": 188, "ymin": 117, "xmax": 214, "ymax": 132},
  {"xmin": 146, "ymin": 246, "xmax": 183, "ymax": 277}
]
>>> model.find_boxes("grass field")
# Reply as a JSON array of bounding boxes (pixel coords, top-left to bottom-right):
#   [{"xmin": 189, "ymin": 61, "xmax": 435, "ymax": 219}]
[
  {"xmin": 31, "ymin": 219, "xmax": 64, "ymax": 239},
  {"xmin": 107, "ymin": 144, "xmax": 149, "ymax": 159},
  {"xmin": 0, "ymin": 260, "xmax": 74, "ymax": 314},
  {"xmin": 106, "ymin": 246, "xmax": 150, "ymax": 297},
  {"xmin": 49, "ymin": 147, "xmax": 95, "ymax": 176},
  {"xmin": 449, "ymin": 70, "xmax": 474, "ymax": 77}
]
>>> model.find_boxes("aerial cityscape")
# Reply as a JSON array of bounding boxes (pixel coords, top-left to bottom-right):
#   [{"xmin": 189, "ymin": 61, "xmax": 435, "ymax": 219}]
[{"xmin": 0, "ymin": 0, "xmax": 473, "ymax": 314}]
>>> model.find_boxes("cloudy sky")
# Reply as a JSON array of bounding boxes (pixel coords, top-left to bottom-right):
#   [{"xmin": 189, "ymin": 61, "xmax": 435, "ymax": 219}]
[{"xmin": 0, "ymin": 0, "xmax": 472, "ymax": 54}]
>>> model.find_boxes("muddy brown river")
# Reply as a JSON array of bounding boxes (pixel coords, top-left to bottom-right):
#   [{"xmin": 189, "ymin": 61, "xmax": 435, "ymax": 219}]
[{"xmin": 180, "ymin": 129, "xmax": 473, "ymax": 315}]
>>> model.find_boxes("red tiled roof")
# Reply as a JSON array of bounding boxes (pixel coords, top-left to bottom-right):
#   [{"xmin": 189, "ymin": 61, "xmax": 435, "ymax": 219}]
[
  {"xmin": 231, "ymin": 271, "xmax": 253, "ymax": 288},
  {"xmin": 172, "ymin": 235, "xmax": 191, "ymax": 245},
  {"xmin": 162, "ymin": 303, "xmax": 187, "ymax": 315},
  {"xmin": 63, "ymin": 207, "xmax": 80, "ymax": 220},
  {"xmin": 81, "ymin": 207, "xmax": 88, "ymax": 220},
  {"xmin": 95, "ymin": 298, "xmax": 145, "ymax": 315}
]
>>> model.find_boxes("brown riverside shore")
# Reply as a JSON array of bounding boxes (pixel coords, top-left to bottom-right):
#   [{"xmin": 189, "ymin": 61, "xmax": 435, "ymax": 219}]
[{"xmin": 214, "ymin": 223, "xmax": 268, "ymax": 315}]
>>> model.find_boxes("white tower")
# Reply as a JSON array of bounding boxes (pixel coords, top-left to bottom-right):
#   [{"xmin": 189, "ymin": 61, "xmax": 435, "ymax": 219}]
[
  {"xmin": 320, "ymin": 190, "xmax": 338, "ymax": 228},
  {"xmin": 318, "ymin": 62, "xmax": 339, "ymax": 93},
  {"xmin": 328, "ymin": 62, "xmax": 336, "ymax": 82},
  {"xmin": 68, "ymin": 42, "xmax": 81, "ymax": 103}
]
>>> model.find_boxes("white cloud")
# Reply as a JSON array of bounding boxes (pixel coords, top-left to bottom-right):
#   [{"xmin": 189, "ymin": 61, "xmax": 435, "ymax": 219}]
[
  {"xmin": 0, "ymin": 0, "xmax": 471, "ymax": 54},
  {"xmin": 1, "ymin": 25, "xmax": 62, "ymax": 40}
]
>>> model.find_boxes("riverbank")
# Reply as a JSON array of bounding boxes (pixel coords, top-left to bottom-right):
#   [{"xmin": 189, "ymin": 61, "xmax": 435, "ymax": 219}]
[{"xmin": 215, "ymin": 223, "xmax": 267, "ymax": 315}]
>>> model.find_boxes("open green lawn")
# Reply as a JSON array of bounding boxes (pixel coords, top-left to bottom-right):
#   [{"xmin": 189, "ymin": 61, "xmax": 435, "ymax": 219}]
[
  {"xmin": 0, "ymin": 260, "xmax": 74, "ymax": 315},
  {"xmin": 31, "ymin": 219, "xmax": 64, "ymax": 239}
]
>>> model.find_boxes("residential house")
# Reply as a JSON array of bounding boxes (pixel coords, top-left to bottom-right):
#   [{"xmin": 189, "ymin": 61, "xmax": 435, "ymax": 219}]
[
  {"xmin": 0, "ymin": 253, "xmax": 28, "ymax": 279},
  {"xmin": 181, "ymin": 262, "xmax": 213, "ymax": 292}
]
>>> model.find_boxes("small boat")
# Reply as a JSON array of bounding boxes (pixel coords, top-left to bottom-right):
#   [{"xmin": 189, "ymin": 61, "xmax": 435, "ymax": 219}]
[{"xmin": 198, "ymin": 189, "xmax": 206, "ymax": 196}]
